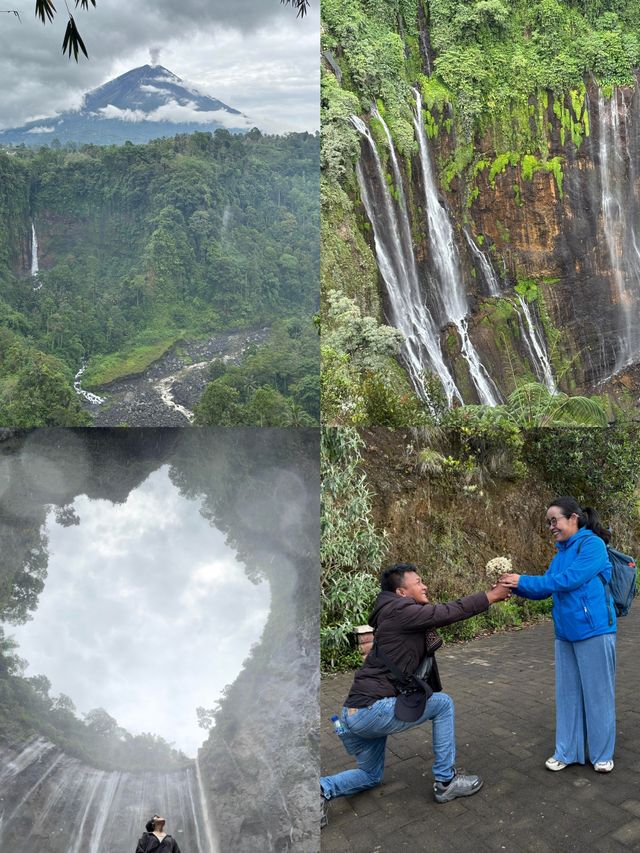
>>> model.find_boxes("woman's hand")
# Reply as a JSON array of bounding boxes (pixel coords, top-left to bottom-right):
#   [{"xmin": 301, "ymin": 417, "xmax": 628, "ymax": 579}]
[{"xmin": 499, "ymin": 573, "xmax": 521, "ymax": 588}]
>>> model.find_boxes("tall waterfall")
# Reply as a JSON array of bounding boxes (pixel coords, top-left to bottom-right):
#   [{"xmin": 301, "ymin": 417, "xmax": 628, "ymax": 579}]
[
  {"xmin": 30, "ymin": 222, "xmax": 39, "ymax": 276},
  {"xmin": 0, "ymin": 737, "xmax": 215, "ymax": 853},
  {"xmin": 598, "ymin": 90, "xmax": 640, "ymax": 373},
  {"xmin": 350, "ymin": 114, "xmax": 462, "ymax": 405},
  {"xmin": 515, "ymin": 294, "xmax": 557, "ymax": 393},
  {"xmin": 195, "ymin": 755, "xmax": 219, "ymax": 853},
  {"xmin": 412, "ymin": 88, "xmax": 501, "ymax": 406}
]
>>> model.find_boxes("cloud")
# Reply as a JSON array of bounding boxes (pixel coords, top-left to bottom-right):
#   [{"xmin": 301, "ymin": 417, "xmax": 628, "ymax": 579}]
[
  {"xmin": 97, "ymin": 100, "xmax": 253, "ymax": 128},
  {"xmin": 27, "ymin": 125, "xmax": 55, "ymax": 134},
  {"xmin": 0, "ymin": 1, "xmax": 319, "ymax": 133}
]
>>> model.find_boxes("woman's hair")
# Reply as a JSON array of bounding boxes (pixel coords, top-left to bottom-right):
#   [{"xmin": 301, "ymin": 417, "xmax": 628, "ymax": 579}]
[
  {"xmin": 145, "ymin": 820, "xmax": 155, "ymax": 833},
  {"xmin": 547, "ymin": 496, "xmax": 610, "ymax": 543}
]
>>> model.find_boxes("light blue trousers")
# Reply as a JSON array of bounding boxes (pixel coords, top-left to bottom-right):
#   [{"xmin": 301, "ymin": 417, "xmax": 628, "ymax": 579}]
[
  {"xmin": 320, "ymin": 692, "xmax": 455, "ymax": 799},
  {"xmin": 554, "ymin": 633, "xmax": 616, "ymax": 765}
]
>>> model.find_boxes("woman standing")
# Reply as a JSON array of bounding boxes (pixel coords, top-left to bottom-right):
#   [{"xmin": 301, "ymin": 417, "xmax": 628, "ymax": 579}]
[
  {"xmin": 135, "ymin": 815, "xmax": 182, "ymax": 853},
  {"xmin": 501, "ymin": 496, "xmax": 616, "ymax": 773}
]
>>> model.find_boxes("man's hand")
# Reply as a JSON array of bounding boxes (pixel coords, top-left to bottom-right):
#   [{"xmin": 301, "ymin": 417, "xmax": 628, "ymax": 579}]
[
  {"xmin": 499, "ymin": 573, "xmax": 521, "ymax": 588},
  {"xmin": 486, "ymin": 583, "xmax": 512, "ymax": 604}
]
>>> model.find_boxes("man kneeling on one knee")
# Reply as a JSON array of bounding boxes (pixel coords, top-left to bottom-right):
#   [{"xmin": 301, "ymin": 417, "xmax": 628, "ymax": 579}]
[{"xmin": 321, "ymin": 563, "xmax": 511, "ymax": 820}]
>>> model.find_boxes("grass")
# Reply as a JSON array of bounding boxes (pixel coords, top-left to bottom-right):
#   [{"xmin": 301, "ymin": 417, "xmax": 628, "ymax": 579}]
[{"xmin": 82, "ymin": 330, "xmax": 183, "ymax": 388}]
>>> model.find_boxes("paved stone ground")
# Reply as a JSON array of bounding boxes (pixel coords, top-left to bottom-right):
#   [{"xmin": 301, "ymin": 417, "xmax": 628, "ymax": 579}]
[{"xmin": 321, "ymin": 609, "xmax": 640, "ymax": 853}]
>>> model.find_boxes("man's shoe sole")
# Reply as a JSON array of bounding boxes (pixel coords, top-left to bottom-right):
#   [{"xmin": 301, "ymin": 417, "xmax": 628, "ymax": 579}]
[{"xmin": 434, "ymin": 778, "xmax": 483, "ymax": 803}]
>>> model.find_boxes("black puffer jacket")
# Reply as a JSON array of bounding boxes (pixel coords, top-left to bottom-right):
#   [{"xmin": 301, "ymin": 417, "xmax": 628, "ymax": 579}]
[
  {"xmin": 345, "ymin": 590, "xmax": 489, "ymax": 707},
  {"xmin": 135, "ymin": 833, "xmax": 181, "ymax": 853}
]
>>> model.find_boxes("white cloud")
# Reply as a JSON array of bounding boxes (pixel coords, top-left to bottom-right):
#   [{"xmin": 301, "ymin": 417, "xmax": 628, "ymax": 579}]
[
  {"xmin": 27, "ymin": 125, "xmax": 56, "ymax": 134},
  {"xmin": 96, "ymin": 99, "xmax": 253, "ymax": 128}
]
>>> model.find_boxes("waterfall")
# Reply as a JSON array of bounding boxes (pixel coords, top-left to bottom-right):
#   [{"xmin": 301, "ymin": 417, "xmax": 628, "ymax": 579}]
[
  {"xmin": 74, "ymin": 363, "xmax": 106, "ymax": 406},
  {"xmin": 350, "ymin": 114, "xmax": 462, "ymax": 406},
  {"xmin": 30, "ymin": 222, "xmax": 39, "ymax": 276},
  {"xmin": 412, "ymin": 88, "xmax": 501, "ymax": 406},
  {"xmin": 463, "ymin": 229, "xmax": 502, "ymax": 297},
  {"xmin": 598, "ymin": 90, "xmax": 640, "ymax": 374},
  {"xmin": 195, "ymin": 755, "xmax": 219, "ymax": 853},
  {"xmin": 0, "ymin": 739, "xmax": 213, "ymax": 853},
  {"xmin": 515, "ymin": 294, "xmax": 557, "ymax": 393}
]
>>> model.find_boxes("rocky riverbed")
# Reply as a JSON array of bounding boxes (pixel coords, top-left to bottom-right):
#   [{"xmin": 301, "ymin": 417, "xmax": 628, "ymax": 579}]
[{"xmin": 79, "ymin": 327, "xmax": 269, "ymax": 426}]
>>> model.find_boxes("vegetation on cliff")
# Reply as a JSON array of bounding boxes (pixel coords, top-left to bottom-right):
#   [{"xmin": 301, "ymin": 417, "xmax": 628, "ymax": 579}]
[
  {"xmin": 321, "ymin": 422, "xmax": 640, "ymax": 670},
  {"xmin": 0, "ymin": 129, "xmax": 319, "ymax": 425},
  {"xmin": 321, "ymin": 0, "xmax": 640, "ymax": 422}
]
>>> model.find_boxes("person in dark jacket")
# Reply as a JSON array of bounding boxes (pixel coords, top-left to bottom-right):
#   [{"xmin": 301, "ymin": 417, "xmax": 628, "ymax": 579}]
[
  {"xmin": 320, "ymin": 563, "xmax": 511, "ymax": 822},
  {"xmin": 500, "ymin": 496, "xmax": 616, "ymax": 773},
  {"xmin": 135, "ymin": 815, "xmax": 182, "ymax": 853}
]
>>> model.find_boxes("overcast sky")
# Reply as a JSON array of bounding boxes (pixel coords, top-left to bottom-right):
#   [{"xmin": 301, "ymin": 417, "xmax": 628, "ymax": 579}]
[
  {"xmin": 0, "ymin": 0, "xmax": 319, "ymax": 133},
  {"xmin": 7, "ymin": 466, "xmax": 271, "ymax": 757}
]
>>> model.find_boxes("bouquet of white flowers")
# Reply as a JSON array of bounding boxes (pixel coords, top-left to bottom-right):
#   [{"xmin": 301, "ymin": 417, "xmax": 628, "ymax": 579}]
[{"xmin": 485, "ymin": 556, "xmax": 513, "ymax": 585}]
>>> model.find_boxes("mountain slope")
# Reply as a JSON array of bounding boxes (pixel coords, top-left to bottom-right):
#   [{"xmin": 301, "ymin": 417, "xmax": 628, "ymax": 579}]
[{"xmin": 0, "ymin": 65, "xmax": 252, "ymax": 146}]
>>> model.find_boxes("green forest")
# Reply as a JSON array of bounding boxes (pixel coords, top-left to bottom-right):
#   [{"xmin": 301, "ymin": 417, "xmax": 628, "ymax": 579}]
[
  {"xmin": 321, "ymin": 0, "xmax": 640, "ymax": 425},
  {"xmin": 0, "ymin": 129, "xmax": 319, "ymax": 426}
]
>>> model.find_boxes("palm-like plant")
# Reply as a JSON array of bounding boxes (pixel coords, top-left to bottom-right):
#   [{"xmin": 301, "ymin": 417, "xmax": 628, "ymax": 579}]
[{"xmin": 502, "ymin": 382, "xmax": 609, "ymax": 428}]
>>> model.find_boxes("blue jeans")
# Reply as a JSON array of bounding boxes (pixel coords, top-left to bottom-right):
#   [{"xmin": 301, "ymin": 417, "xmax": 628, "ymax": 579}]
[
  {"xmin": 554, "ymin": 633, "xmax": 616, "ymax": 765},
  {"xmin": 320, "ymin": 692, "xmax": 455, "ymax": 799}
]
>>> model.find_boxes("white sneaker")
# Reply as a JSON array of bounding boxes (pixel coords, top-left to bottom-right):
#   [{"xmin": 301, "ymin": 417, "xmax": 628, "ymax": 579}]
[
  {"xmin": 594, "ymin": 760, "xmax": 614, "ymax": 773},
  {"xmin": 545, "ymin": 757, "xmax": 568, "ymax": 771}
]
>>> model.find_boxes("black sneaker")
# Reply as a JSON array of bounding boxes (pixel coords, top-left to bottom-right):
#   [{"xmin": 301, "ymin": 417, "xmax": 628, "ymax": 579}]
[
  {"xmin": 433, "ymin": 771, "xmax": 483, "ymax": 803},
  {"xmin": 321, "ymin": 793, "xmax": 329, "ymax": 828}
]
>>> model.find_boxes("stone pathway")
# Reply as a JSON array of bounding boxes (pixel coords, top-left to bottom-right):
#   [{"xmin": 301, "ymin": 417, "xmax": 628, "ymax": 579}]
[{"xmin": 321, "ymin": 609, "xmax": 640, "ymax": 852}]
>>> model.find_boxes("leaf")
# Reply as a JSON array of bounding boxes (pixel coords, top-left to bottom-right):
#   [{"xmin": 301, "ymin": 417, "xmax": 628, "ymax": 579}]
[
  {"xmin": 35, "ymin": 0, "xmax": 56, "ymax": 24},
  {"xmin": 62, "ymin": 15, "xmax": 88, "ymax": 61},
  {"xmin": 75, "ymin": 0, "xmax": 96, "ymax": 8},
  {"xmin": 281, "ymin": 0, "xmax": 309, "ymax": 18}
]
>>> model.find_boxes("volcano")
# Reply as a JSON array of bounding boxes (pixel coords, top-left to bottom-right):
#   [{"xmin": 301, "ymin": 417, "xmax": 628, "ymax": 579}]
[{"xmin": 0, "ymin": 64, "xmax": 252, "ymax": 147}]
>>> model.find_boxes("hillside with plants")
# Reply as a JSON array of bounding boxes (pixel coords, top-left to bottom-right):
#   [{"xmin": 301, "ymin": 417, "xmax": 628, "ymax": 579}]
[
  {"xmin": 321, "ymin": 0, "xmax": 640, "ymax": 424},
  {"xmin": 0, "ymin": 129, "xmax": 319, "ymax": 426}
]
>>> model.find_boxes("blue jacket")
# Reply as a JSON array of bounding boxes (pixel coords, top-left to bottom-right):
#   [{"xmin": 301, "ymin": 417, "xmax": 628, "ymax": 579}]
[{"xmin": 516, "ymin": 527, "xmax": 615, "ymax": 641}]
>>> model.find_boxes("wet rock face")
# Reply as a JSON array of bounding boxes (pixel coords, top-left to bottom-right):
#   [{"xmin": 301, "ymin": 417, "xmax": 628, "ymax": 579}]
[
  {"xmin": 462, "ymin": 79, "xmax": 640, "ymax": 390},
  {"xmin": 0, "ymin": 739, "xmax": 213, "ymax": 853}
]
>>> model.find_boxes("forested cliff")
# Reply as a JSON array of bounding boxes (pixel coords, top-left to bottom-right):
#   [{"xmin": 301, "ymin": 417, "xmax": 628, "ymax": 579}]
[
  {"xmin": 321, "ymin": 0, "xmax": 640, "ymax": 423},
  {"xmin": 0, "ymin": 130, "xmax": 319, "ymax": 426}
]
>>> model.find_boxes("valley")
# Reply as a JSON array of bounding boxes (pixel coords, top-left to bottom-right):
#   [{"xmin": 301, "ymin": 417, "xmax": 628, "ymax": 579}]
[{"xmin": 0, "ymin": 114, "xmax": 319, "ymax": 427}]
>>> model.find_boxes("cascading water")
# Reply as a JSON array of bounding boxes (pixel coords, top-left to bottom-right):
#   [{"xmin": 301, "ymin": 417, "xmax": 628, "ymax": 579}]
[
  {"xmin": 412, "ymin": 88, "xmax": 501, "ymax": 406},
  {"xmin": 463, "ymin": 229, "xmax": 501, "ymax": 297},
  {"xmin": 30, "ymin": 222, "xmax": 39, "ymax": 276},
  {"xmin": 74, "ymin": 363, "xmax": 106, "ymax": 406},
  {"xmin": 195, "ymin": 754, "xmax": 219, "ymax": 853},
  {"xmin": 350, "ymin": 114, "xmax": 462, "ymax": 405},
  {"xmin": 598, "ymin": 90, "xmax": 640, "ymax": 374},
  {"xmin": 0, "ymin": 738, "xmax": 216, "ymax": 853},
  {"xmin": 515, "ymin": 294, "xmax": 557, "ymax": 394},
  {"xmin": 31, "ymin": 222, "xmax": 43, "ymax": 291}
]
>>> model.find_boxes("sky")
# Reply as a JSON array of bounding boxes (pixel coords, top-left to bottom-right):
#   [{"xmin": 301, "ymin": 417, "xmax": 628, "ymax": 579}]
[
  {"xmin": 0, "ymin": 0, "xmax": 319, "ymax": 133},
  {"xmin": 7, "ymin": 465, "xmax": 271, "ymax": 757}
]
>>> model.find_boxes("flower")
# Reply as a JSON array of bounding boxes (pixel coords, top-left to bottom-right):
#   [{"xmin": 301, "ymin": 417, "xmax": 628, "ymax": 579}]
[{"xmin": 485, "ymin": 556, "xmax": 513, "ymax": 584}]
